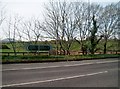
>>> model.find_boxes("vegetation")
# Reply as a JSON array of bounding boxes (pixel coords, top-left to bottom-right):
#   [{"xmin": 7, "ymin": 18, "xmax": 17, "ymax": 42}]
[
  {"xmin": 2, "ymin": 54, "xmax": 120, "ymax": 63},
  {"xmin": 1, "ymin": 39, "xmax": 119, "ymax": 52},
  {"xmin": 0, "ymin": 44, "xmax": 10, "ymax": 49},
  {"xmin": 1, "ymin": 39, "xmax": 120, "ymax": 63},
  {"xmin": 0, "ymin": 1, "xmax": 120, "ymax": 63}
]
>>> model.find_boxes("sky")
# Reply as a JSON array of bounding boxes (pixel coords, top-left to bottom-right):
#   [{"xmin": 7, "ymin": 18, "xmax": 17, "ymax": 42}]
[
  {"xmin": 1, "ymin": 0, "xmax": 119, "ymax": 19},
  {"xmin": 0, "ymin": 0, "xmax": 119, "ymax": 40}
]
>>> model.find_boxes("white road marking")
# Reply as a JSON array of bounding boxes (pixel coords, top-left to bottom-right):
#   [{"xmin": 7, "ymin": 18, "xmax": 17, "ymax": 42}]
[
  {"xmin": 96, "ymin": 60, "xmax": 118, "ymax": 64},
  {"xmin": 1, "ymin": 71, "xmax": 108, "ymax": 87},
  {"xmin": 2, "ymin": 60, "xmax": 118, "ymax": 71}
]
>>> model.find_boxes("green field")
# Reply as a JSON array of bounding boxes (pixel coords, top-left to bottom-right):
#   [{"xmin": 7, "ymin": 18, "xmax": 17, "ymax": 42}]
[
  {"xmin": 1, "ymin": 39, "xmax": 120, "ymax": 63},
  {"xmin": 1, "ymin": 39, "xmax": 119, "ymax": 52}
]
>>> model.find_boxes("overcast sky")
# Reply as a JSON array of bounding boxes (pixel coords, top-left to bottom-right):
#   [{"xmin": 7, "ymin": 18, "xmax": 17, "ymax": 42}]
[
  {"xmin": 0, "ymin": 0, "xmax": 119, "ymax": 40},
  {"xmin": 1, "ymin": 0, "xmax": 119, "ymax": 19}
]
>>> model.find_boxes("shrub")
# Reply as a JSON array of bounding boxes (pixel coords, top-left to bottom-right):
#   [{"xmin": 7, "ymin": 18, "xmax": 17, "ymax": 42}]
[{"xmin": 0, "ymin": 45, "xmax": 10, "ymax": 49}]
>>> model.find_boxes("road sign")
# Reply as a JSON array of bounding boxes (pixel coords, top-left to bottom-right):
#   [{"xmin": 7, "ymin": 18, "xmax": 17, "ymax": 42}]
[{"xmin": 27, "ymin": 45, "xmax": 51, "ymax": 51}]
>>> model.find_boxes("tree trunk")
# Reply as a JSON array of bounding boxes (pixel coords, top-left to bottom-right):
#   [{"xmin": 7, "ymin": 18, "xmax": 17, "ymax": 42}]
[{"xmin": 103, "ymin": 38, "xmax": 107, "ymax": 54}]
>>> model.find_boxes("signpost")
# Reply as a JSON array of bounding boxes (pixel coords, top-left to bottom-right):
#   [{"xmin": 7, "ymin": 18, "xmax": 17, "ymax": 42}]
[
  {"xmin": 27, "ymin": 45, "xmax": 52, "ymax": 55},
  {"xmin": 27, "ymin": 45, "xmax": 51, "ymax": 51}
]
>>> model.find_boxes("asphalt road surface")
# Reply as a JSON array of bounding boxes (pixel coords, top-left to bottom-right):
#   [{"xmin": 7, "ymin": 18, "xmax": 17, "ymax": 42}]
[{"xmin": 2, "ymin": 58, "xmax": 119, "ymax": 87}]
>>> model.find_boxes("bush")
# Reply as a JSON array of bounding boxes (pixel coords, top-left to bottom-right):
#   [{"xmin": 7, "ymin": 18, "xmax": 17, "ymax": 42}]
[{"xmin": 0, "ymin": 45, "xmax": 10, "ymax": 49}]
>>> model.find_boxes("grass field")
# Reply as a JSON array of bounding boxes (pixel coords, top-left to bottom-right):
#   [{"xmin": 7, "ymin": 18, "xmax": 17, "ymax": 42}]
[
  {"xmin": 1, "ymin": 39, "xmax": 120, "ymax": 63},
  {"xmin": 1, "ymin": 39, "xmax": 119, "ymax": 52}
]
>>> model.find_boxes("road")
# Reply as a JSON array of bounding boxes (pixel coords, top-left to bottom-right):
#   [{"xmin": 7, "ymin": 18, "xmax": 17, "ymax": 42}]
[{"xmin": 2, "ymin": 58, "xmax": 119, "ymax": 87}]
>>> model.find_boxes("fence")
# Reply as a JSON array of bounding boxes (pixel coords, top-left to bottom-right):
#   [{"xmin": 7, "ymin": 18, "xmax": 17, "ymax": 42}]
[{"xmin": 1, "ymin": 51, "xmax": 50, "ymax": 56}]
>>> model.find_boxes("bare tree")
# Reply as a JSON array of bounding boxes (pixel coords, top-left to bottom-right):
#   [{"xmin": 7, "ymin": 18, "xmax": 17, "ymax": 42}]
[
  {"xmin": 58, "ymin": 1, "xmax": 78, "ymax": 55},
  {"xmin": 74, "ymin": 2, "xmax": 103, "ymax": 55},
  {"xmin": 32, "ymin": 20, "xmax": 43, "ymax": 44},
  {"xmin": 21, "ymin": 18, "xmax": 43, "ymax": 44},
  {"xmin": 99, "ymin": 3, "xmax": 118, "ymax": 54},
  {"xmin": 43, "ymin": 1, "xmax": 118, "ymax": 55},
  {"xmin": 4, "ymin": 16, "xmax": 22, "ymax": 56},
  {"xmin": 43, "ymin": 1, "xmax": 77, "ymax": 55},
  {"xmin": 0, "ymin": 2, "xmax": 5, "ymax": 26},
  {"xmin": 74, "ymin": 2, "xmax": 90, "ymax": 55},
  {"xmin": 43, "ymin": 1, "xmax": 61, "ymax": 55},
  {"xmin": 116, "ymin": 1, "xmax": 120, "ymax": 52},
  {"xmin": 0, "ymin": 2, "xmax": 6, "ymax": 40}
]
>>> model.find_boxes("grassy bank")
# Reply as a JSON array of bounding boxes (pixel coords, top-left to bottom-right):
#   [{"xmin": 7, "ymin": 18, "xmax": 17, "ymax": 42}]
[{"xmin": 2, "ymin": 54, "xmax": 120, "ymax": 64}]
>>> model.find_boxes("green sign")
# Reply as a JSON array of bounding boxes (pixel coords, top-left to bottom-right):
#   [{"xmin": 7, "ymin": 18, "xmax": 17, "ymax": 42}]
[{"xmin": 27, "ymin": 45, "xmax": 51, "ymax": 51}]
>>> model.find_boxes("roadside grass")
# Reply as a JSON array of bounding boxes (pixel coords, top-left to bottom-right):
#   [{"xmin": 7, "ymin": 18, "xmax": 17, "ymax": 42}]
[{"xmin": 1, "ymin": 54, "xmax": 120, "ymax": 63}]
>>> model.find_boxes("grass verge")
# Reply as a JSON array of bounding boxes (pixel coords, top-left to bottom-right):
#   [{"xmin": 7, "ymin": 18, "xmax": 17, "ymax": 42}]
[{"xmin": 1, "ymin": 54, "xmax": 120, "ymax": 64}]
